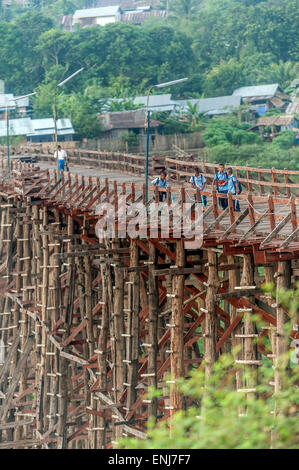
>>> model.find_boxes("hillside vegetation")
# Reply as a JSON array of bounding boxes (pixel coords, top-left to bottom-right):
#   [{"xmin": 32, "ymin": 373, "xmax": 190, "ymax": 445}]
[{"xmin": 0, "ymin": 0, "xmax": 298, "ymax": 168}]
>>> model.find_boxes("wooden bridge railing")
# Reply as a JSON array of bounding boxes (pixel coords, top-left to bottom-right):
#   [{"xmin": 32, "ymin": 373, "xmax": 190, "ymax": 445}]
[
  {"xmin": 165, "ymin": 157, "xmax": 299, "ymax": 198},
  {"xmin": 1, "ymin": 146, "xmax": 299, "ymax": 197},
  {"xmin": 7, "ymin": 161, "xmax": 299, "ymax": 249}
]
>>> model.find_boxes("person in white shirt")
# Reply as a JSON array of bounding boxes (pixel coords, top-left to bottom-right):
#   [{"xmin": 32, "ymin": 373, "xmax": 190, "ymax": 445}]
[{"xmin": 54, "ymin": 145, "xmax": 68, "ymax": 175}]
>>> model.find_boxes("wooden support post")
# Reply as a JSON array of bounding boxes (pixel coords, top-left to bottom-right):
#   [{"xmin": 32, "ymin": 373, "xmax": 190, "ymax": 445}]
[
  {"xmin": 241, "ymin": 254, "xmax": 258, "ymax": 395},
  {"xmin": 0, "ymin": 335, "xmax": 34, "ymax": 423},
  {"xmin": 228, "ymin": 255, "xmax": 242, "ymax": 389},
  {"xmin": 170, "ymin": 240, "xmax": 185, "ymax": 416},
  {"xmin": 97, "ymin": 262, "xmax": 109, "ymax": 449},
  {"xmin": 127, "ymin": 241, "xmax": 140, "ymax": 410},
  {"xmin": 112, "ymin": 238, "xmax": 125, "ymax": 440},
  {"xmin": 275, "ymin": 260, "xmax": 291, "ymax": 393},
  {"xmin": 147, "ymin": 241, "xmax": 158, "ymax": 419},
  {"xmin": 204, "ymin": 249, "xmax": 219, "ymax": 380}
]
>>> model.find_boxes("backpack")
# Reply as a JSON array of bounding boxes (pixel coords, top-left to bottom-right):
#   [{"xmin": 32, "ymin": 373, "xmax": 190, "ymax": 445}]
[{"xmin": 232, "ymin": 178, "xmax": 242, "ymax": 194}]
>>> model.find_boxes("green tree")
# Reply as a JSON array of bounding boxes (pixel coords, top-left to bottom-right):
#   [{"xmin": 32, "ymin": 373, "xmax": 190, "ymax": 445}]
[
  {"xmin": 169, "ymin": 0, "xmax": 202, "ymax": 18},
  {"xmin": 202, "ymin": 116, "xmax": 262, "ymax": 147},
  {"xmin": 203, "ymin": 59, "xmax": 246, "ymax": 97},
  {"xmin": 118, "ymin": 283, "xmax": 299, "ymax": 449},
  {"xmin": 179, "ymin": 101, "xmax": 204, "ymax": 128},
  {"xmin": 56, "ymin": 92, "xmax": 102, "ymax": 139},
  {"xmin": 272, "ymin": 130, "xmax": 296, "ymax": 149},
  {"xmin": 0, "ymin": 11, "xmax": 53, "ymax": 93},
  {"xmin": 265, "ymin": 61, "xmax": 299, "ymax": 90}
]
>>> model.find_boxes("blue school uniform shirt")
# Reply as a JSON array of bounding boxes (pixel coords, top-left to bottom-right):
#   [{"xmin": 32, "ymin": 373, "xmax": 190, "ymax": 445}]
[
  {"xmin": 214, "ymin": 171, "xmax": 228, "ymax": 192},
  {"xmin": 228, "ymin": 174, "xmax": 238, "ymax": 195},
  {"xmin": 152, "ymin": 176, "xmax": 168, "ymax": 188},
  {"xmin": 189, "ymin": 174, "xmax": 206, "ymax": 190}
]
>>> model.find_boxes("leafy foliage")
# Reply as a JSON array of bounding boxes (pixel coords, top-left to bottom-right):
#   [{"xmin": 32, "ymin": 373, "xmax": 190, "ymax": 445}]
[
  {"xmin": 202, "ymin": 116, "xmax": 262, "ymax": 147},
  {"xmin": 0, "ymin": 0, "xmax": 298, "ymax": 145},
  {"xmin": 118, "ymin": 352, "xmax": 299, "ymax": 449},
  {"xmin": 272, "ymin": 130, "xmax": 296, "ymax": 149},
  {"xmin": 202, "ymin": 143, "xmax": 299, "ymax": 170},
  {"xmin": 118, "ymin": 284, "xmax": 299, "ymax": 449}
]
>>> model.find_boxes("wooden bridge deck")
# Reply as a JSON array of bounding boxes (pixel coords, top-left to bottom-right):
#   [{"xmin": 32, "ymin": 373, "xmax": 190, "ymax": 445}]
[
  {"xmin": 0, "ymin": 158, "xmax": 298, "ymax": 449},
  {"xmin": 3, "ymin": 160, "xmax": 297, "ymax": 254}
]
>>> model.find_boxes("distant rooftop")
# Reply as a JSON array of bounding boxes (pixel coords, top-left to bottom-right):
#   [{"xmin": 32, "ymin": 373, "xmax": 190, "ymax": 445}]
[
  {"xmin": 121, "ymin": 9, "xmax": 167, "ymax": 23},
  {"xmin": 257, "ymin": 115, "xmax": 297, "ymax": 127},
  {"xmin": 0, "ymin": 118, "xmax": 74, "ymax": 138},
  {"xmin": 175, "ymin": 95, "xmax": 241, "ymax": 115},
  {"xmin": 73, "ymin": 6, "xmax": 120, "ymax": 19},
  {"xmin": 133, "ymin": 94, "xmax": 176, "ymax": 111},
  {"xmin": 0, "ymin": 94, "xmax": 30, "ymax": 110},
  {"xmin": 233, "ymin": 84, "xmax": 280, "ymax": 98},
  {"xmin": 100, "ymin": 109, "xmax": 162, "ymax": 130}
]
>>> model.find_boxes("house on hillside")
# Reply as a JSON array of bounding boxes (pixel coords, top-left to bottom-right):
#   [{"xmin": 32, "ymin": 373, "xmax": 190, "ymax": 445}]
[
  {"xmin": 0, "ymin": 94, "xmax": 30, "ymax": 120},
  {"xmin": 90, "ymin": 1, "xmax": 162, "ymax": 9},
  {"xmin": 73, "ymin": 6, "xmax": 121, "ymax": 27},
  {"xmin": 99, "ymin": 109, "xmax": 163, "ymax": 138},
  {"xmin": 121, "ymin": 8, "xmax": 167, "ymax": 24},
  {"xmin": 252, "ymin": 115, "xmax": 298, "ymax": 141},
  {"xmin": 286, "ymin": 101, "xmax": 299, "ymax": 115},
  {"xmin": 232, "ymin": 84, "xmax": 290, "ymax": 115},
  {"xmin": 27, "ymin": 119, "xmax": 75, "ymax": 143},
  {"xmin": 174, "ymin": 95, "xmax": 242, "ymax": 117},
  {"xmin": 0, "ymin": 118, "xmax": 75, "ymax": 143},
  {"xmin": 133, "ymin": 94, "xmax": 177, "ymax": 112},
  {"xmin": 60, "ymin": 2, "xmax": 165, "ymax": 30},
  {"xmin": 60, "ymin": 14, "xmax": 75, "ymax": 32},
  {"xmin": 256, "ymin": 115, "xmax": 298, "ymax": 131}
]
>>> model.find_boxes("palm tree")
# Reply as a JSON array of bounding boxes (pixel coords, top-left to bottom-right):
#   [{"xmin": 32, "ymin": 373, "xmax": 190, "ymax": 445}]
[
  {"xmin": 178, "ymin": 100, "xmax": 203, "ymax": 127},
  {"xmin": 267, "ymin": 61, "xmax": 299, "ymax": 89}
]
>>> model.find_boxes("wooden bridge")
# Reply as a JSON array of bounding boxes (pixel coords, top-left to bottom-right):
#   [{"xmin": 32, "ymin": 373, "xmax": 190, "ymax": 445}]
[{"xmin": 0, "ymin": 155, "xmax": 298, "ymax": 449}]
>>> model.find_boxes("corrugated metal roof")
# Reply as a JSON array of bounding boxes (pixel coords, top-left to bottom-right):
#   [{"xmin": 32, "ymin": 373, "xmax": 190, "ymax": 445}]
[
  {"xmin": 133, "ymin": 94, "xmax": 176, "ymax": 111},
  {"xmin": 233, "ymin": 84, "xmax": 279, "ymax": 98},
  {"xmin": 0, "ymin": 118, "xmax": 74, "ymax": 137},
  {"xmin": 286, "ymin": 101, "xmax": 299, "ymax": 114},
  {"xmin": 121, "ymin": 9, "xmax": 167, "ymax": 23},
  {"xmin": 73, "ymin": 6, "xmax": 120, "ymax": 19},
  {"xmin": 175, "ymin": 95, "xmax": 241, "ymax": 114},
  {"xmin": 100, "ymin": 109, "xmax": 162, "ymax": 130},
  {"xmin": 31, "ymin": 118, "xmax": 73, "ymax": 131},
  {"xmin": 0, "ymin": 118, "xmax": 33, "ymax": 137}
]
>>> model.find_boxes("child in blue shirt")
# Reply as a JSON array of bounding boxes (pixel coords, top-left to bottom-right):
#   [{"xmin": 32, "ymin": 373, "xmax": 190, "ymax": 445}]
[
  {"xmin": 227, "ymin": 167, "xmax": 240, "ymax": 212},
  {"xmin": 189, "ymin": 167, "xmax": 207, "ymax": 207},
  {"xmin": 213, "ymin": 163, "xmax": 228, "ymax": 209},
  {"xmin": 152, "ymin": 170, "xmax": 168, "ymax": 202}
]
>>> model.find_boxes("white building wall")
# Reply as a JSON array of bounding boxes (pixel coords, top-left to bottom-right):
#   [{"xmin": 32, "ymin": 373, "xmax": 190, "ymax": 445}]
[{"xmin": 96, "ymin": 15, "xmax": 117, "ymax": 26}]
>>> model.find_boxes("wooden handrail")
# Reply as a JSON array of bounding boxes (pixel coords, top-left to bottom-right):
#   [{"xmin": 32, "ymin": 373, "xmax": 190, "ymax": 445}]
[{"xmin": 1, "ymin": 147, "xmax": 298, "ymax": 196}]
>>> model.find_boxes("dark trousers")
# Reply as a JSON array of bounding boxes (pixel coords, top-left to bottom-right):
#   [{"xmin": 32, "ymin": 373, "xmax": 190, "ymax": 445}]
[
  {"xmin": 159, "ymin": 191, "xmax": 167, "ymax": 202},
  {"xmin": 218, "ymin": 190, "xmax": 228, "ymax": 209}
]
